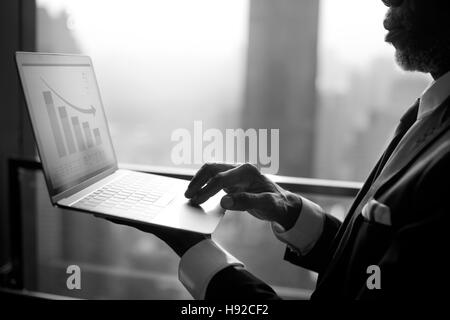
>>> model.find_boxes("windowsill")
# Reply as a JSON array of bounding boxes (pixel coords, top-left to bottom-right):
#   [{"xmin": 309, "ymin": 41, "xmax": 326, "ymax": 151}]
[
  {"xmin": 9, "ymin": 158, "xmax": 362, "ymax": 197},
  {"xmin": 119, "ymin": 162, "xmax": 363, "ymax": 198}
]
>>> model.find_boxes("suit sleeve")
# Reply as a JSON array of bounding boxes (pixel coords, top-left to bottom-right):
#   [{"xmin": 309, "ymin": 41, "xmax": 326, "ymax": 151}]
[
  {"xmin": 283, "ymin": 213, "xmax": 342, "ymax": 274},
  {"xmin": 204, "ymin": 213, "xmax": 341, "ymax": 299},
  {"xmin": 205, "ymin": 266, "xmax": 281, "ymax": 300},
  {"xmin": 204, "ymin": 199, "xmax": 341, "ymax": 299}
]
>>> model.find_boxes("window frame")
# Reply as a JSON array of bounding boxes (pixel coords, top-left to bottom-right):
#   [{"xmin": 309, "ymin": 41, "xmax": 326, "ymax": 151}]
[{"xmin": 2, "ymin": 157, "xmax": 361, "ymax": 299}]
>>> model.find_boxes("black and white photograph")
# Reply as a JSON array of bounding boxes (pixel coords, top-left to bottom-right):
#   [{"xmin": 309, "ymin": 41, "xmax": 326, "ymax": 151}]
[{"xmin": 0, "ymin": 0, "xmax": 449, "ymax": 312}]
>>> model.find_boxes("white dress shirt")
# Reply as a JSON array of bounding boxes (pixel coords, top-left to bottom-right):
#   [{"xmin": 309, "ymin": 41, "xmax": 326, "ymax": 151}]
[
  {"xmin": 178, "ymin": 70, "xmax": 450, "ymax": 300},
  {"xmin": 418, "ymin": 70, "xmax": 450, "ymax": 119}
]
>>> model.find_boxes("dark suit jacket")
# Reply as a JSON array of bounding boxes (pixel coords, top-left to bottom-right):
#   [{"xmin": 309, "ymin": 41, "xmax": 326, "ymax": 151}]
[{"xmin": 205, "ymin": 98, "xmax": 450, "ymax": 300}]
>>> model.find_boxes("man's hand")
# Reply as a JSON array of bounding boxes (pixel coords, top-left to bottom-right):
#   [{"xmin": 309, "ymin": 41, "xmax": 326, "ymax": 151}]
[
  {"xmin": 185, "ymin": 163, "xmax": 302, "ymax": 231},
  {"xmin": 98, "ymin": 163, "xmax": 302, "ymax": 257},
  {"xmin": 98, "ymin": 216, "xmax": 209, "ymax": 257}
]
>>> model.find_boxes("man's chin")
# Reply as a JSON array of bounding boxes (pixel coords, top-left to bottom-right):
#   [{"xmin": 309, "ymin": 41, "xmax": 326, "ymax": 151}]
[
  {"xmin": 393, "ymin": 46, "xmax": 440, "ymax": 74},
  {"xmin": 387, "ymin": 32, "xmax": 450, "ymax": 76},
  {"xmin": 394, "ymin": 49, "xmax": 421, "ymax": 72}
]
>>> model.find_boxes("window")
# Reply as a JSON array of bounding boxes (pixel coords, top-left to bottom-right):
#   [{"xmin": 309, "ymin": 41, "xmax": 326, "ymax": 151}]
[
  {"xmin": 37, "ymin": 0, "xmax": 249, "ymax": 170},
  {"xmin": 315, "ymin": 0, "xmax": 430, "ymax": 181},
  {"xmin": 28, "ymin": 0, "xmax": 431, "ymax": 299}
]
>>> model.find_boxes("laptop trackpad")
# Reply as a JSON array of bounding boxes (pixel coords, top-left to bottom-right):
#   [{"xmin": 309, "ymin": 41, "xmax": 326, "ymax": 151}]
[{"xmin": 152, "ymin": 191, "xmax": 225, "ymax": 234}]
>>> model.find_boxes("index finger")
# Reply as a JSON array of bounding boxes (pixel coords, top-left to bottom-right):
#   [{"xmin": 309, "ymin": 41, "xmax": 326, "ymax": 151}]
[
  {"xmin": 185, "ymin": 163, "xmax": 234, "ymax": 198},
  {"xmin": 190, "ymin": 165, "xmax": 247, "ymax": 204}
]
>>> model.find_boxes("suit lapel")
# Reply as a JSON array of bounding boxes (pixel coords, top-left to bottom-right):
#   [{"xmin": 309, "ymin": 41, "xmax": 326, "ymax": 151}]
[
  {"xmin": 374, "ymin": 98, "xmax": 450, "ymax": 196},
  {"xmin": 332, "ymin": 100, "xmax": 419, "ymax": 233},
  {"xmin": 321, "ymin": 101, "xmax": 419, "ymax": 264},
  {"xmin": 371, "ymin": 100, "xmax": 419, "ymax": 180}
]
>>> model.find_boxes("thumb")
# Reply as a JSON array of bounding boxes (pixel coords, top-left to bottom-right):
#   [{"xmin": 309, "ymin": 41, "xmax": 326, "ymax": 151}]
[{"xmin": 220, "ymin": 192, "xmax": 273, "ymax": 211}]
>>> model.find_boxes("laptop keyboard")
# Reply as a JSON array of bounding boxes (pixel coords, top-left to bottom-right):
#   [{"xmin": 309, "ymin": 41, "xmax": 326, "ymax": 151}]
[{"xmin": 73, "ymin": 172, "xmax": 177, "ymax": 218}]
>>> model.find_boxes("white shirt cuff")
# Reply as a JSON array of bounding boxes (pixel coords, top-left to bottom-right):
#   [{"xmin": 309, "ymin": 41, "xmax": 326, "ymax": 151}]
[
  {"xmin": 178, "ymin": 239, "xmax": 244, "ymax": 300},
  {"xmin": 272, "ymin": 196, "xmax": 325, "ymax": 255}
]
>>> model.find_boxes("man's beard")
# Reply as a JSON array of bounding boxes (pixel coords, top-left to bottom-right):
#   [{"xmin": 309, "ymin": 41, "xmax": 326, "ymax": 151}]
[{"xmin": 393, "ymin": 36, "xmax": 450, "ymax": 76}]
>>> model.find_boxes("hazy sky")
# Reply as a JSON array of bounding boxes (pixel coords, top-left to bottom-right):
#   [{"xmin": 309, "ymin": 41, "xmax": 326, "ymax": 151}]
[
  {"xmin": 37, "ymin": 0, "xmax": 404, "ymax": 123},
  {"xmin": 38, "ymin": 0, "xmax": 392, "ymax": 70},
  {"xmin": 37, "ymin": 0, "xmax": 248, "ymax": 56},
  {"xmin": 318, "ymin": 0, "xmax": 394, "ymax": 68}
]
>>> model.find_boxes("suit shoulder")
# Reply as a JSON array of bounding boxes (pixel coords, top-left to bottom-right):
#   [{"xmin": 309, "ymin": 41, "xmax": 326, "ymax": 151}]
[
  {"xmin": 415, "ymin": 133, "xmax": 450, "ymax": 193},
  {"xmin": 423, "ymin": 133, "xmax": 450, "ymax": 168}
]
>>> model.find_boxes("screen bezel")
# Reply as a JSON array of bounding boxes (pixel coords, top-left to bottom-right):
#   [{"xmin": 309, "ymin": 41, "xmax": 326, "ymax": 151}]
[{"xmin": 15, "ymin": 52, "xmax": 118, "ymax": 204}]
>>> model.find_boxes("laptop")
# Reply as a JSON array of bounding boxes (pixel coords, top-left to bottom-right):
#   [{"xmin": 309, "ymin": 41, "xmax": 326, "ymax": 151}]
[{"xmin": 15, "ymin": 52, "xmax": 225, "ymax": 234}]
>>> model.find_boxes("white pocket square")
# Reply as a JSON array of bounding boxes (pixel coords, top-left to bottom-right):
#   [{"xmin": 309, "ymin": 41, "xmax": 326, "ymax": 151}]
[{"xmin": 361, "ymin": 199, "xmax": 392, "ymax": 226}]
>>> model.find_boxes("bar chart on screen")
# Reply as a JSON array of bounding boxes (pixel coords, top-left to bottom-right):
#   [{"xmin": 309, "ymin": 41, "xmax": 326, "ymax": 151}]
[
  {"xmin": 20, "ymin": 60, "xmax": 116, "ymax": 191},
  {"xmin": 41, "ymin": 77, "xmax": 103, "ymax": 158}
]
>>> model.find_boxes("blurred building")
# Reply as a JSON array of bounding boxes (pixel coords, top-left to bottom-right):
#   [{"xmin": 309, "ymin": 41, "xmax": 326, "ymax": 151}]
[
  {"xmin": 243, "ymin": 0, "xmax": 319, "ymax": 177},
  {"xmin": 315, "ymin": 56, "xmax": 429, "ymax": 182}
]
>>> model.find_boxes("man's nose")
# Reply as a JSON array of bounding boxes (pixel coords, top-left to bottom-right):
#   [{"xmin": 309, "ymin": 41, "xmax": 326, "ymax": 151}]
[{"xmin": 382, "ymin": 0, "xmax": 403, "ymax": 7}]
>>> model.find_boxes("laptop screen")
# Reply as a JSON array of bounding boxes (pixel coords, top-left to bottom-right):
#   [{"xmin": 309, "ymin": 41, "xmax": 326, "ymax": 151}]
[{"xmin": 16, "ymin": 53, "xmax": 117, "ymax": 198}]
